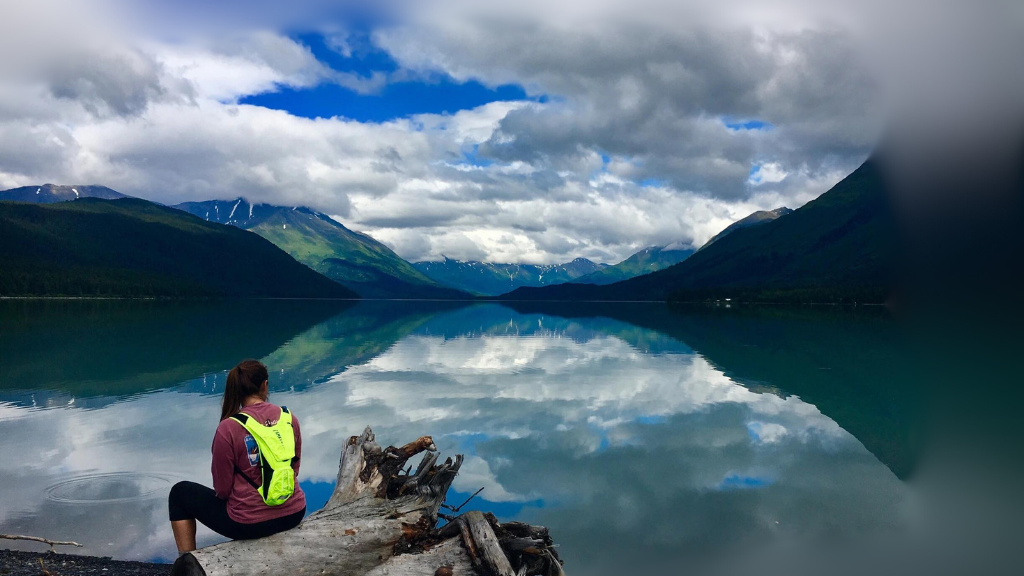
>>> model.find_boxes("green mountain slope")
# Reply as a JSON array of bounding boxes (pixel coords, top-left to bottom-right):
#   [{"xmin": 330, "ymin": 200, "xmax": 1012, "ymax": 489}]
[
  {"xmin": 173, "ymin": 199, "xmax": 467, "ymax": 299},
  {"xmin": 499, "ymin": 160, "xmax": 896, "ymax": 303},
  {"xmin": 0, "ymin": 184, "xmax": 127, "ymax": 203},
  {"xmin": 697, "ymin": 207, "xmax": 793, "ymax": 251},
  {"xmin": 260, "ymin": 301, "xmax": 465, "ymax": 391},
  {"xmin": 571, "ymin": 207, "xmax": 790, "ymax": 287},
  {"xmin": 575, "ymin": 246, "xmax": 695, "ymax": 285},
  {"xmin": 0, "ymin": 198, "xmax": 357, "ymax": 299},
  {"xmin": 413, "ymin": 257, "xmax": 606, "ymax": 296}
]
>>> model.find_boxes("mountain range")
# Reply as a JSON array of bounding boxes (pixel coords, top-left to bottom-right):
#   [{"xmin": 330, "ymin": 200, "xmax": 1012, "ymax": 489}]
[
  {"xmin": 0, "ymin": 159, "xmax": 892, "ymax": 302},
  {"xmin": 0, "ymin": 198, "xmax": 357, "ymax": 298},
  {"xmin": 1, "ymin": 187, "xmax": 463, "ymax": 299},
  {"xmin": 419, "ymin": 206, "xmax": 790, "ymax": 293},
  {"xmin": 171, "ymin": 199, "xmax": 466, "ymax": 299},
  {"xmin": 416, "ymin": 207, "xmax": 792, "ymax": 293},
  {"xmin": 500, "ymin": 159, "xmax": 895, "ymax": 303},
  {"xmin": 575, "ymin": 246, "xmax": 695, "ymax": 285},
  {"xmin": 412, "ymin": 257, "xmax": 605, "ymax": 296},
  {"xmin": 568, "ymin": 206, "xmax": 793, "ymax": 286},
  {"xmin": 0, "ymin": 184, "xmax": 126, "ymax": 203}
]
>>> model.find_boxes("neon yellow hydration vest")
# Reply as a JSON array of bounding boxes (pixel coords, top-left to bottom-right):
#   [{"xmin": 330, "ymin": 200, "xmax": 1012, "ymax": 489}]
[{"xmin": 230, "ymin": 406, "xmax": 296, "ymax": 506}]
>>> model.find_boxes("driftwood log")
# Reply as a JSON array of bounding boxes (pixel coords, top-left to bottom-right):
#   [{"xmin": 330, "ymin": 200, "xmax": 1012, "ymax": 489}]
[
  {"xmin": 171, "ymin": 427, "xmax": 563, "ymax": 576},
  {"xmin": 0, "ymin": 533, "xmax": 83, "ymax": 552}
]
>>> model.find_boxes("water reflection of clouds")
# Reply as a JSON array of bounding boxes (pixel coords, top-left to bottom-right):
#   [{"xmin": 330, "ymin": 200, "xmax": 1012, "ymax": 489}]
[
  {"xmin": 0, "ymin": 325, "xmax": 905, "ymax": 570},
  {"xmin": 335, "ymin": 333, "xmax": 846, "ymax": 446}
]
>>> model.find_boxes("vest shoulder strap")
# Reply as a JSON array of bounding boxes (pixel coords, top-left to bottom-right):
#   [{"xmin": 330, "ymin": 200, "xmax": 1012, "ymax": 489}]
[
  {"xmin": 234, "ymin": 464, "xmax": 260, "ymax": 490},
  {"xmin": 230, "ymin": 413, "xmax": 250, "ymax": 425}
]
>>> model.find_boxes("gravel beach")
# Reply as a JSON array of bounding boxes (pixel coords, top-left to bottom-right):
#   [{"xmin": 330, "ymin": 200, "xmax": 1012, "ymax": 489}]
[{"xmin": 0, "ymin": 550, "xmax": 169, "ymax": 576}]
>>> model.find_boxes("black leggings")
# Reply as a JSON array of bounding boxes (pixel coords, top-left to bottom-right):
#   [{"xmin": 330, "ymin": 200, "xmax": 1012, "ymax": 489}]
[{"xmin": 168, "ymin": 481, "xmax": 304, "ymax": 540}]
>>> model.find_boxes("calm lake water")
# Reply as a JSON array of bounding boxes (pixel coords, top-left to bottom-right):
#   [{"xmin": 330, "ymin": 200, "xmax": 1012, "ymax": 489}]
[{"xmin": 0, "ymin": 300, "xmax": 933, "ymax": 572}]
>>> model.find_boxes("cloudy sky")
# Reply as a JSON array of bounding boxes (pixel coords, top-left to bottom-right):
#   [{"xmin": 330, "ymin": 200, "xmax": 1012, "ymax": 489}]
[{"xmin": 0, "ymin": 0, "xmax": 1018, "ymax": 264}]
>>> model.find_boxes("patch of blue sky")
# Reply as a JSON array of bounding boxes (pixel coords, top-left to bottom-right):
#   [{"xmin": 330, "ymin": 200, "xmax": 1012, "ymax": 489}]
[
  {"xmin": 441, "ymin": 489, "xmax": 546, "ymax": 522},
  {"xmin": 747, "ymin": 163, "xmax": 768, "ymax": 185},
  {"xmin": 717, "ymin": 474, "xmax": 774, "ymax": 491},
  {"xmin": 635, "ymin": 414, "xmax": 668, "ymax": 425},
  {"xmin": 722, "ymin": 117, "xmax": 774, "ymax": 131},
  {"xmin": 593, "ymin": 154, "xmax": 671, "ymax": 189},
  {"xmin": 300, "ymin": 479, "xmax": 547, "ymax": 522},
  {"xmin": 241, "ymin": 79, "xmax": 530, "ymax": 123},
  {"xmin": 240, "ymin": 32, "xmax": 534, "ymax": 122},
  {"xmin": 747, "ymin": 162, "xmax": 787, "ymax": 186},
  {"xmin": 296, "ymin": 30, "xmax": 400, "ymax": 76},
  {"xmin": 582, "ymin": 151, "xmax": 614, "ymax": 182},
  {"xmin": 584, "ymin": 151, "xmax": 614, "ymax": 180},
  {"xmin": 443, "ymin": 431, "xmax": 492, "ymax": 455},
  {"xmin": 638, "ymin": 177, "xmax": 667, "ymax": 188},
  {"xmin": 300, "ymin": 479, "xmax": 336, "ymax": 515},
  {"xmin": 459, "ymin": 145, "xmax": 495, "ymax": 168},
  {"xmin": 239, "ymin": 78, "xmax": 528, "ymax": 122},
  {"xmin": 582, "ymin": 420, "xmax": 613, "ymax": 453}
]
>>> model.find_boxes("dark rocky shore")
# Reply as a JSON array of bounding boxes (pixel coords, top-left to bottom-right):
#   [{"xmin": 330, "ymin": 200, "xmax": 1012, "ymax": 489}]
[{"xmin": 0, "ymin": 550, "xmax": 168, "ymax": 576}]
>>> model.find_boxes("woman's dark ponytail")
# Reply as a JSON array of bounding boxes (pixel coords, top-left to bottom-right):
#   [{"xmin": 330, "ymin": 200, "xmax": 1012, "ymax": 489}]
[{"xmin": 221, "ymin": 359, "xmax": 269, "ymax": 421}]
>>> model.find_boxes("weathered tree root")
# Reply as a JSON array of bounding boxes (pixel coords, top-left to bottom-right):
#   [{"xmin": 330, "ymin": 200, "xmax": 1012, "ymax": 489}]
[{"xmin": 170, "ymin": 427, "xmax": 563, "ymax": 576}]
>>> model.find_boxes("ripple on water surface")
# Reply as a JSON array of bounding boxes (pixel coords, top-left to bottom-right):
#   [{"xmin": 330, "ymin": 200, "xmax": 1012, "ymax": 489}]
[{"xmin": 45, "ymin": 472, "xmax": 175, "ymax": 504}]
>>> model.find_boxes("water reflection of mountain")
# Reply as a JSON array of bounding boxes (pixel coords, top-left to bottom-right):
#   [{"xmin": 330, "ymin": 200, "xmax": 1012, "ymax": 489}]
[
  {"xmin": 0, "ymin": 300, "xmax": 351, "ymax": 405},
  {"xmin": 260, "ymin": 301, "xmax": 467, "ymax": 392},
  {"xmin": 259, "ymin": 301, "xmax": 922, "ymax": 480},
  {"xmin": 1, "ymin": 300, "xmax": 924, "ymax": 480},
  {"xmin": 0, "ymin": 300, "xmax": 473, "ymax": 408},
  {"xmin": 316, "ymin": 303, "xmax": 910, "ymax": 576},
  {"xmin": 0, "ymin": 301, "xmax": 920, "ymax": 569},
  {"xmin": 498, "ymin": 302, "xmax": 924, "ymax": 479},
  {"xmin": 219, "ymin": 301, "xmax": 692, "ymax": 398}
]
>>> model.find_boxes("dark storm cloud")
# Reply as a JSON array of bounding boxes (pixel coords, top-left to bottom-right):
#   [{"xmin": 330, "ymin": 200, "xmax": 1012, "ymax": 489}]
[
  {"xmin": 359, "ymin": 212, "xmax": 463, "ymax": 229},
  {"xmin": 47, "ymin": 51, "xmax": 172, "ymax": 117}
]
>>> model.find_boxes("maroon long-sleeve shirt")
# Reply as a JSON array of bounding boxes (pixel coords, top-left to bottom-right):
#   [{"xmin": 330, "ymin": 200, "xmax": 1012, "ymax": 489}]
[{"xmin": 211, "ymin": 402, "xmax": 307, "ymax": 524}]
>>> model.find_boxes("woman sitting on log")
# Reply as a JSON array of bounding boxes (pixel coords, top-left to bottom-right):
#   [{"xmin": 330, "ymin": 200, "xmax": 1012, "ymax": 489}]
[{"xmin": 167, "ymin": 360, "xmax": 306, "ymax": 554}]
